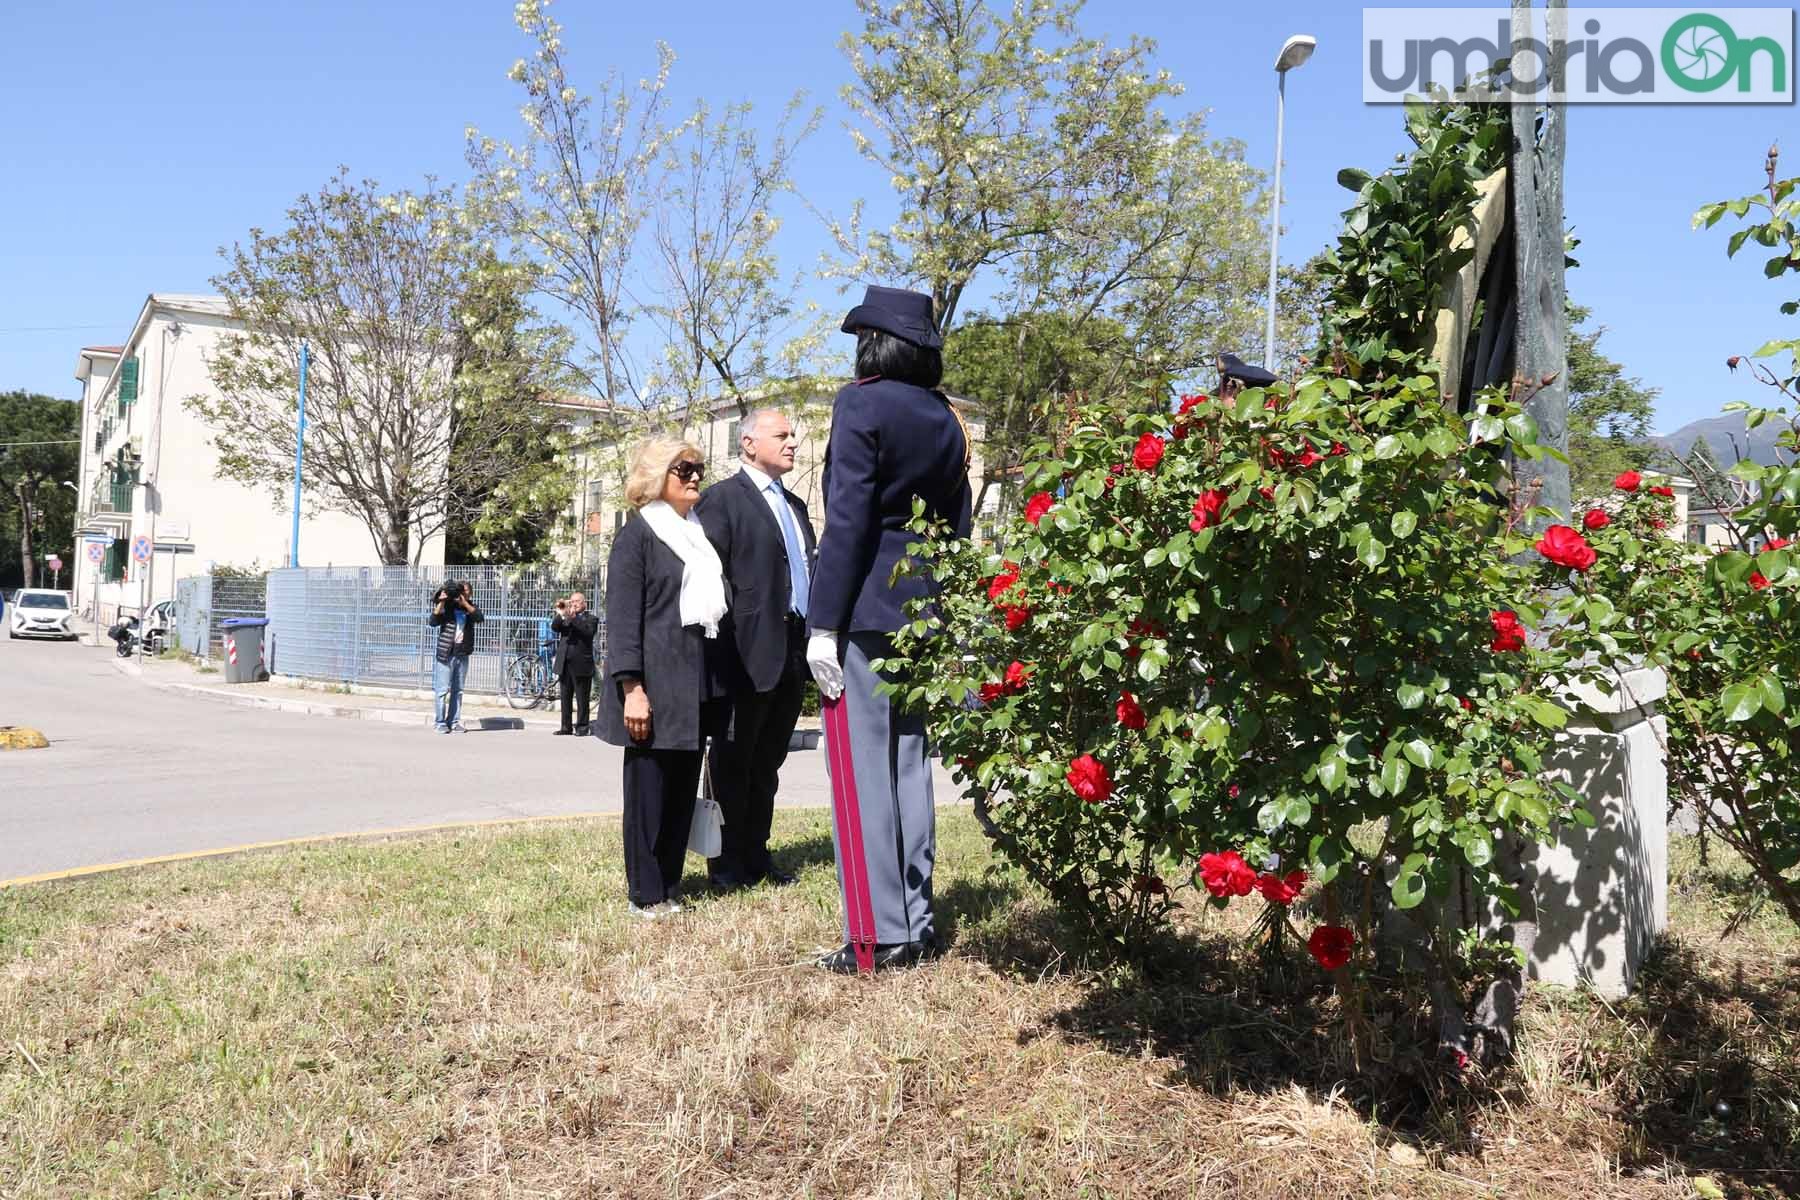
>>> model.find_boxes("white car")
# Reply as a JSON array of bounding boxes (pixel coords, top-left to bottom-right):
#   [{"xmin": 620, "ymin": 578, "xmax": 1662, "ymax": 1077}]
[{"xmin": 9, "ymin": 589, "xmax": 77, "ymax": 640}]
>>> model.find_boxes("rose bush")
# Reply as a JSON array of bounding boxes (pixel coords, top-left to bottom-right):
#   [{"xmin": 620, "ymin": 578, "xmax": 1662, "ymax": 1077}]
[{"xmin": 888, "ymin": 365, "xmax": 1595, "ymax": 1065}]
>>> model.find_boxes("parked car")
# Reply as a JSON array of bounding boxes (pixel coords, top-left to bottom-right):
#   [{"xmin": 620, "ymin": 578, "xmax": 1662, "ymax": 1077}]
[{"xmin": 9, "ymin": 589, "xmax": 77, "ymax": 640}]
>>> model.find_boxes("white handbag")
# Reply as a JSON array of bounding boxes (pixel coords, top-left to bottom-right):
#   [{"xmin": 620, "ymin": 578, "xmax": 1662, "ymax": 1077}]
[{"xmin": 687, "ymin": 742, "xmax": 724, "ymax": 858}]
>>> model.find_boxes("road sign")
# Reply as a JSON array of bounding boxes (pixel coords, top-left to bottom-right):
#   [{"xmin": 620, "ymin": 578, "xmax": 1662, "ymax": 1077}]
[
  {"xmin": 46, "ymin": 555, "xmax": 61, "ymax": 572},
  {"xmin": 86, "ymin": 542, "xmax": 105, "ymax": 565},
  {"xmin": 131, "ymin": 535, "xmax": 153, "ymax": 565}
]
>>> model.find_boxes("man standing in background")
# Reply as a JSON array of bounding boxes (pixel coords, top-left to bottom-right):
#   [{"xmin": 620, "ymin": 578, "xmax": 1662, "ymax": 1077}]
[
  {"xmin": 695, "ymin": 409, "xmax": 814, "ymax": 890},
  {"xmin": 550, "ymin": 591, "xmax": 598, "ymax": 736}
]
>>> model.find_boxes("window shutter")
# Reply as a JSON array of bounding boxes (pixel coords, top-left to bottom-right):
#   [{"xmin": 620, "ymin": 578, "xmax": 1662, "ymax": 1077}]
[{"xmin": 117, "ymin": 356, "xmax": 139, "ymax": 416}]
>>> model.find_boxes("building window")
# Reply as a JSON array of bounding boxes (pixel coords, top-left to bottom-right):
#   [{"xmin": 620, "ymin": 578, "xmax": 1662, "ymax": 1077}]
[{"xmin": 586, "ymin": 479, "xmax": 603, "ymax": 513}]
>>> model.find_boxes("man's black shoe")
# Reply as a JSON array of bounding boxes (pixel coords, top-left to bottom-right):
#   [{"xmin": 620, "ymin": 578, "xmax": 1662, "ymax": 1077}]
[
  {"xmin": 574, "ymin": 725, "xmax": 590, "ymax": 736},
  {"xmin": 816, "ymin": 943, "xmax": 871, "ymax": 974},
  {"xmin": 761, "ymin": 868, "xmax": 797, "ymax": 887},
  {"xmin": 707, "ymin": 874, "xmax": 750, "ymax": 894},
  {"xmin": 553, "ymin": 728, "xmax": 573, "ymax": 736}
]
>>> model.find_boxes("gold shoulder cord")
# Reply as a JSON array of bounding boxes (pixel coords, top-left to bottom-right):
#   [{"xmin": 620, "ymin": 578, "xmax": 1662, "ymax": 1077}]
[{"xmin": 942, "ymin": 395, "xmax": 973, "ymax": 470}]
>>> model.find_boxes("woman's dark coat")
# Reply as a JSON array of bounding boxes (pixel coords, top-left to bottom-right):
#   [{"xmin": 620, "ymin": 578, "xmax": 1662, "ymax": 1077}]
[{"xmin": 595, "ymin": 511, "xmax": 726, "ymax": 751}]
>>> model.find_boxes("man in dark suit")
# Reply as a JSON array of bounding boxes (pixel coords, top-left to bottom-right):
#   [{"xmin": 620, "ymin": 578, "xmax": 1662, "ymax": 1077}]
[
  {"xmin": 694, "ymin": 408, "xmax": 815, "ymax": 890},
  {"xmin": 550, "ymin": 591, "xmax": 598, "ymax": 735}
]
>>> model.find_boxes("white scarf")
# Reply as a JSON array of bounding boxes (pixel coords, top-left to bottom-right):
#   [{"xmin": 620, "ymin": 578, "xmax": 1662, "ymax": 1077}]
[{"xmin": 639, "ymin": 500, "xmax": 727, "ymax": 638}]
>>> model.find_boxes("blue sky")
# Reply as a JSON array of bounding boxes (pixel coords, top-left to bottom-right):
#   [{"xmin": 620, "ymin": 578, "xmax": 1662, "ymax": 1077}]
[{"xmin": 0, "ymin": 0, "xmax": 1791, "ymax": 433}]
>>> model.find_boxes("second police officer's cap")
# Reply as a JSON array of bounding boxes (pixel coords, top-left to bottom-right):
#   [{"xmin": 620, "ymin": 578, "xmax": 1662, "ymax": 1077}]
[
  {"xmin": 840, "ymin": 285, "xmax": 943, "ymax": 350},
  {"xmin": 1217, "ymin": 352, "xmax": 1278, "ymax": 387}
]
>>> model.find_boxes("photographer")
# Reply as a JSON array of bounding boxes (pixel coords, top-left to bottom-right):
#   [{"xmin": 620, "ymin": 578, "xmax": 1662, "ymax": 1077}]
[
  {"xmin": 550, "ymin": 591, "xmax": 598, "ymax": 736},
  {"xmin": 428, "ymin": 579, "xmax": 484, "ymax": 733}
]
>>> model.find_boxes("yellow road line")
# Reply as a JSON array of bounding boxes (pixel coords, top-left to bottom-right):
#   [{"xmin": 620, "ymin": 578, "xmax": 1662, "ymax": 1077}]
[{"xmin": 0, "ymin": 811, "xmax": 619, "ymax": 889}]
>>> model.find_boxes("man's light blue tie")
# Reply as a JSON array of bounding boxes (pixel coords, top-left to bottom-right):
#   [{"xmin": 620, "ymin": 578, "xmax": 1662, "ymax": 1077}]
[{"xmin": 770, "ymin": 481, "xmax": 810, "ymax": 618}]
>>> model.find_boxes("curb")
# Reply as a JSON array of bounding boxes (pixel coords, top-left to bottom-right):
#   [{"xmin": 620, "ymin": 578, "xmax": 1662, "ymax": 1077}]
[
  {"xmin": 105, "ymin": 657, "xmax": 826, "ymax": 747},
  {"xmin": 107, "ymin": 657, "xmax": 549, "ymax": 730}
]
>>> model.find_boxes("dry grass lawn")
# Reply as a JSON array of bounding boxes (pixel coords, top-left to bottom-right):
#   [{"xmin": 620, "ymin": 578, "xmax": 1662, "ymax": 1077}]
[{"xmin": 1, "ymin": 810, "xmax": 1795, "ymax": 1199}]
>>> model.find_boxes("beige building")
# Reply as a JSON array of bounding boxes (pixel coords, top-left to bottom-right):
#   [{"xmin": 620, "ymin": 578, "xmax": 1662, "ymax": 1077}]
[{"xmin": 71, "ymin": 294, "xmax": 445, "ymax": 622}]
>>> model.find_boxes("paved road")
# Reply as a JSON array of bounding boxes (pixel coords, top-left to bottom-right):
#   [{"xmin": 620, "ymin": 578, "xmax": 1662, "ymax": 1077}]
[{"xmin": 0, "ymin": 634, "xmax": 921, "ymax": 883}]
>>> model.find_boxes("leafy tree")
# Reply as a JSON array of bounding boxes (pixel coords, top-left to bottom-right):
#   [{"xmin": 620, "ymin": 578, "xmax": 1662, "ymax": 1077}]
[
  {"xmin": 196, "ymin": 172, "xmax": 560, "ymax": 566},
  {"xmin": 832, "ymin": 0, "xmax": 1267, "ymax": 503},
  {"xmin": 0, "ymin": 391, "xmax": 80, "ymax": 590},
  {"xmin": 1566, "ymin": 302, "xmax": 1657, "ymax": 498}
]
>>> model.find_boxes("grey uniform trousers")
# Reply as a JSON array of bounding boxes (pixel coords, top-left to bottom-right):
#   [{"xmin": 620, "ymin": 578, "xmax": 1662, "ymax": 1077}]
[{"xmin": 827, "ymin": 631, "xmax": 938, "ymax": 944}]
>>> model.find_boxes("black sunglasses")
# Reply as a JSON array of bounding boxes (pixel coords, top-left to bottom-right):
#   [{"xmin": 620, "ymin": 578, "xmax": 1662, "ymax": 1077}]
[{"xmin": 668, "ymin": 461, "xmax": 705, "ymax": 482}]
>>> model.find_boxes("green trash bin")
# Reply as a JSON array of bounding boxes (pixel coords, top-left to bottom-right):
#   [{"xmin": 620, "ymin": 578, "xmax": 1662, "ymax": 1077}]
[{"xmin": 220, "ymin": 617, "xmax": 268, "ymax": 684}]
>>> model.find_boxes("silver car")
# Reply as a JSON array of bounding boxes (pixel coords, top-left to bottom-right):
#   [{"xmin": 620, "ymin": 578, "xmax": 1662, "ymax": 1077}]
[{"xmin": 9, "ymin": 589, "xmax": 77, "ymax": 640}]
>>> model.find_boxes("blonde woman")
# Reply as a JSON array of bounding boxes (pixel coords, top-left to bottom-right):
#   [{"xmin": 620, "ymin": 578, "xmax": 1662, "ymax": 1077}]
[{"xmin": 596, "ymin": 436, "xmax": 729, "ymax": 918}]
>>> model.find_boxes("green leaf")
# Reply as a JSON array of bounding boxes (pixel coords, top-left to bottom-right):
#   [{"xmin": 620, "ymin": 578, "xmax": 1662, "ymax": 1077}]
[
  {"xmin": 1390, "ymin": 511, "xmax": 1418, "ymax": 539},
  {"xmin": 1379, "ymin": 755, "xmax": 1412, "ymax": 795},
  {"xmin": 1402, "ymin": 737, "xmax": 1437, "ymax": 769},
  {"xmin": 1359, "ymin": 537, "xmax": 1387, "ymax": 569},
  {"xmin": 1391, "ymin": 853, "xmax": 1429, "ymax": 909},
  {"xmin": 1720, "ymin": 681, "xmax": 1762, "ymax": 722},
  {"xmin": 1396, "ymin": 682, "xmax": 1426, "ymax": 709},
  {"xmin": 1373, "ymin": 435, "xmax": 1402, "ymax": 460},
  {"xmin": 1759, "ymin": 674, "xmax": 1787, "ymax": 714},
  {"xmin": 1318, "ymin": 749, "xmax": 1348, "ymax": 794}
]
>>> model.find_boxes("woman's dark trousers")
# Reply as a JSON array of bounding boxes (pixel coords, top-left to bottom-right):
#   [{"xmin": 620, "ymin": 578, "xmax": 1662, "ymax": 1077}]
[{"xmin": 621, "ymin": 747, "xmax": 701, "ymax": 906}]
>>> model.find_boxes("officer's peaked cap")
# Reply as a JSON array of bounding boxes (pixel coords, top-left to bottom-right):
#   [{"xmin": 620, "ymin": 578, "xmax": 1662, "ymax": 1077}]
[
  {"xmin": 840, "ymin": 285, "xmax": 943, "ymax": 350},
  {"xmin": 1217, "ymin": 352, "xmax": 1278, "ymax": 387}
]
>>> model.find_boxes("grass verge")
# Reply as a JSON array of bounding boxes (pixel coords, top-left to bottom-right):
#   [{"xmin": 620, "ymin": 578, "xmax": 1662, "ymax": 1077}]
[{"xmin": 1, "ymin": 813, "xmax": 1795, "ymax": 1198}]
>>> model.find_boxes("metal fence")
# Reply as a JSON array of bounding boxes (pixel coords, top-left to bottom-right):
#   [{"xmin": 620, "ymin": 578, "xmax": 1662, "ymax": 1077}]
[
  {"xmin": 265, "ymin": 564, "xmax": 605, "ymax": 694},
  {"xmin": 173, "ymin": 572, "xmax": 268, "ymax": 660}
]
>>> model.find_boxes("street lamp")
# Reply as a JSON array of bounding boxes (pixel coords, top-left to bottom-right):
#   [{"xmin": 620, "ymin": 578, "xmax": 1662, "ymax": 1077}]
[{"xmin": 1264, "ymin": 33, "xmax": 1317, "ymax": 372}]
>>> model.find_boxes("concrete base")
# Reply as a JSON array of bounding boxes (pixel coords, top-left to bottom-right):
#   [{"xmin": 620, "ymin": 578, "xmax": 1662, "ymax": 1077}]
[{"xmin": 1521, "ymin": 665, "xmax": 1670, "ymax": 999}]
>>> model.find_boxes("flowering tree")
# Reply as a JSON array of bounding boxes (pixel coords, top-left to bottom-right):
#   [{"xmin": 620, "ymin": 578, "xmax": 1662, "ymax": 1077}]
[{"xmin": 891, "ymin": 368, "xmax": 1591, "ymax": 1067}]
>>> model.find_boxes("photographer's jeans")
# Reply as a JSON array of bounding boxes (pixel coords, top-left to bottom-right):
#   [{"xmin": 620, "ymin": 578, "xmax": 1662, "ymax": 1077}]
[{"xmin": 433, "ymin": 655, "xmax": 469, "ymax": 731}]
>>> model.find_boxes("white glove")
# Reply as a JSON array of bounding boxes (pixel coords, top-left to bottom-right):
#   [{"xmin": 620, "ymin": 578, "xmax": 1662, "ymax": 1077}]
[{"xmin": 807, "ymin": 630, "xmax": 845, "ymax": 701}]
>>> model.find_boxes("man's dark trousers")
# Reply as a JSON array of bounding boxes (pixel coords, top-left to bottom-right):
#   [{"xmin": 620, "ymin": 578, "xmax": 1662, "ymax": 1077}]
[
  {"xmin": 708, "ymin": 617, "xmax": 806, "ymax": 886},
  {"xmin": 559, "ymin": 670, "xmax": 592, "ymax": 732}
]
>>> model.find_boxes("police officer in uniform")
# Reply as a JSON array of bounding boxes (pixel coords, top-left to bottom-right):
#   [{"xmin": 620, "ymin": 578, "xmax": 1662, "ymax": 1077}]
[{"xmin": 806, "ymin": 285, "xmax": 972, "ymax": 974}]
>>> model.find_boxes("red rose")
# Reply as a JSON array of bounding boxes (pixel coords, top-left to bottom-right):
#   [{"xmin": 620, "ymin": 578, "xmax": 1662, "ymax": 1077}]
[
  {"xmin": 1255, "ymin": 869, "xmax": 1308, "ymax": 906},
  {"xmin": 1307, "ymin": 925, "xmax": 1355, "ymax": 970},
  {"xmin": 1330, "ymin": 442, "xmax": 1348, "ymax": 457},
  {"xmin": 1066, "ymin": 754, "xmax": 1112, "ymax": 803},
  {"xmin": 987, "ymin": 561, "xmax": 1022, "ymax": 604},
  {"xmin": 1227, "ymin": 783, "xmax": 1241, "ymax": 799},
  {"xmin": 1268, "ymin": 446, "xmax": 1288, "ymax": 470},
  {"xmin": 1190, "ymin": 489, "xmax": 1229, "ymax": 532},
  {"xmin": 1258, "ymin": 486, "xmax": 1276, "ymax": 502},
  {"xmin": 1108, "ymin": 462, "xmax": 1126, "ymax": 476},
  {"xmin": 1172, "ymin": 422, "xmax": 1190, "ymax": 441},
  {"xmin": 1459, "ymin": 696, "xmax": 1474, "ymax": 711},
  {"xmin": 1582, "ymin": 508, "xmax": 1611, "ymax": 531},
  {"xmin": 1023, "ymin": 492, "xmax": 1055, "ymax": 526},
  {"xmin": 1536, "ymin": 524, "xmax": 1598, "ymax": 572},
  {"xmin": 1132, "ymin": 432, "xmax": 1166, "ymax": 472},
  {"xmin": 1198, "ymin": 850, "xmax": 1257, "ymax": 898},
  {"xmin": 1131, "ymin": 874, "xmax": 1168, "ymax": 895},
  {"xmin": 978, "ymin": 682, "xmax": 1006, "ymax": 704},
  {"xmin": 1490, "ymin": 610, "xmax": 1525, "ymax": 653},
  {"xmin": 1177, "ymin": 393, "xmax": 1208, "ymax": 415},
  {"xmin": 1126, "ymin": 616, "xmax": 1166, "ymax": 640},
  {"xmin": 1003, "ymin": 605, "xmax": 1032, "ymax": 631},
  {"xmin": 1115, "ymin": 691, "xmax": 1147, "ymax": 730},
  {"xmin": 1651, "ymin": 518, "xmax": 1668, "ymax": 530},
  {"xmin": 1295, "ymin": 448, "xmax": 1323, "ymax": 469},
  {"xmin": 1613, "ymin": 470, "xmax": 1642, "ymax": 492},
  {"xmin": 1750, "ymin": 570, "xmax": 1771, "ymax": 591},
  {"xmin": 1769, "ymin": 537, "xmax": 1792, "ymax": 550},
  {"xmin": 1650, "ymin": 485, "xmax": 1674, "ymax": 498}
]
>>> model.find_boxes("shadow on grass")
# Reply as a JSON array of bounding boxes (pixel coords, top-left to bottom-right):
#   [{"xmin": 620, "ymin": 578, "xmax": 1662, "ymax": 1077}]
[{"xmin": 1608, "ymin": 936, "xmax": 1800, "ymax": 1191}]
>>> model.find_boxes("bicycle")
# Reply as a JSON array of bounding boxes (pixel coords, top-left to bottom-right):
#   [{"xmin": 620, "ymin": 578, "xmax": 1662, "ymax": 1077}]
[{"xmin": 502, "ymin": 637, "xmax": 559, "ymax": 709}]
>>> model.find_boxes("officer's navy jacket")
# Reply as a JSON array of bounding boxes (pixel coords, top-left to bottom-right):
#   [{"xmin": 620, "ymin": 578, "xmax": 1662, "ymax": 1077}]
[{"xmin": 809, "ymin": 376, "xmax": 973, "ymax": 635}]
